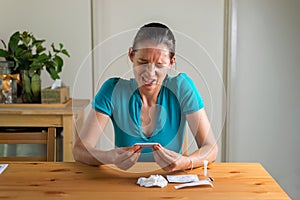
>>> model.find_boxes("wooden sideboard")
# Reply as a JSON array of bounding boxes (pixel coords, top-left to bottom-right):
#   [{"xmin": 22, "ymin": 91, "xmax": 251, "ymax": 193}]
[{"xmin": 0, "ymin": 99, "xmax": 89, "ymax": 161}]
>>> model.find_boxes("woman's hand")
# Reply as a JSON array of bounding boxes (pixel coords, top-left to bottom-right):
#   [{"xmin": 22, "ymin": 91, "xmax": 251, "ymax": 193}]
[
  {"xmin": 108, "ymin": 145, "xmax": 142, "ymax": 170},
  {"xmin": 152, "ymin": 144, "xmax": 190, "ymax": 172}
]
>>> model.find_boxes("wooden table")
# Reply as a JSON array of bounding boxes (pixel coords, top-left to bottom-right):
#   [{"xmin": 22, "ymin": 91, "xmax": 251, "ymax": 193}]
[
  {"xmin": 0, "ymin": 99, "xmax": 89, "ymax": 161},
  {"xmin": 0, "ymin": 162, "xmax": 290, "ymax": 199}
]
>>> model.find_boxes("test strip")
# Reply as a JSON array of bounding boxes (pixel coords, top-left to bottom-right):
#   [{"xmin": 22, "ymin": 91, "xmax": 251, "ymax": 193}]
[
  {"xmin": 134, "ymin": 142, "xmax": 159, "ymax": 147},
  {"xmin": 174, "ymin": 180, "xmax": 213, "ymax": 189}
]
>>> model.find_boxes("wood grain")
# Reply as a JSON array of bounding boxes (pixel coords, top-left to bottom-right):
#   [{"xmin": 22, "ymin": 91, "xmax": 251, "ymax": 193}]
[
  {"xmin": 0, "ymin": 162, "xmax": 291, "ymax": 200},
  {"xmin": 0, "ymin": 98, "xmax": 72, "ymax": 108}
]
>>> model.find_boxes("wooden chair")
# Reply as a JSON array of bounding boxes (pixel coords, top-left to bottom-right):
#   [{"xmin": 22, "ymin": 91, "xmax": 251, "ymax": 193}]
[{"xmin": 0, "ymin": 127, "xmax": 55, "ymax": 161}]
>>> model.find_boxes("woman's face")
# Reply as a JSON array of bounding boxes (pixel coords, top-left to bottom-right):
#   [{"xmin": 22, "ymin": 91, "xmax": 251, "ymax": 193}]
[{"xmin": 129, "ymin": 44, "xmax": 175, "ymax": 95}]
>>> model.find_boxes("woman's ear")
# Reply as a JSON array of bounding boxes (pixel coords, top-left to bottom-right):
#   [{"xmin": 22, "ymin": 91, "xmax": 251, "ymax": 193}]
[
  {"xmin": 128, "ymin": 47, "xmax": 134, "ymax": 62},
  {"xmin": 170, "ymin": 56, "xmax": 176, "ymax": 67}
]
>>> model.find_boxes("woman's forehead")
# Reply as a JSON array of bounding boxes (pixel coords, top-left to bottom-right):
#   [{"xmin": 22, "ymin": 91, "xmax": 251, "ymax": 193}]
[
  {"xmin": 135, "ymin": 43, "xmax": 170, "ymax": 54},
  {"xmin": 134, "ymin": 48, "xmax": 170, "ymax": 61},
  {"xmin": 135, "ymin": 41, "xmax": 169, "ymax": 51}
]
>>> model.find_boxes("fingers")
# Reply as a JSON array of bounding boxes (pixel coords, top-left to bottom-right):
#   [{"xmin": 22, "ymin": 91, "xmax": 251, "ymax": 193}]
[
  {"xmin": 113, "ymin": 145, "xmax": 183, "ymax": 171},
  {"xmin": 153, "ymin": 144, "xmax": 181, "ymax": 164},
  {"xmin": 152, "ymin": 145, "xmax": 182, "ymax": 171},
  {"xmin": 114, "ymin": 146, "xmax": 142, "ymax": 170},
  {"xmin": 152, "ymin": 149, "xmax": 169, "ymax": 170}
]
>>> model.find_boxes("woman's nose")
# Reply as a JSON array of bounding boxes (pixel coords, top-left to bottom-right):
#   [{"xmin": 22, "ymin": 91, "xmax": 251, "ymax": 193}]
[{"xmin": 147, "ymin": 64, "xmax": 156, "ymax": 76}]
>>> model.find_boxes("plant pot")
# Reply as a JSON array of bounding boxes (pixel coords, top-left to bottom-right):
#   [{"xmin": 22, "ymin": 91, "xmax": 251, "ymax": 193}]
[{"xmin": 21, "ymin": 70, "xmax": 41, "ymax": 103}]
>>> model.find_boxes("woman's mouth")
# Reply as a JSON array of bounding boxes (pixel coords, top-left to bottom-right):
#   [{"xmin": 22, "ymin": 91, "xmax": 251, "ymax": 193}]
[{"xmin": 142, "ymin": 77, "xmax": 156, "ymax": 86}]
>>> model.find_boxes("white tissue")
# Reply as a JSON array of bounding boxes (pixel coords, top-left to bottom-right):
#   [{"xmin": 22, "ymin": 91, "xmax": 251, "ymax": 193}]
[
  {"xmin": 137, "ymin": 175, "xmax": 168, "ymax": 188},
  {"xmin": 51, "ymin": 79, "xmax": 62, "ymax": 89}
]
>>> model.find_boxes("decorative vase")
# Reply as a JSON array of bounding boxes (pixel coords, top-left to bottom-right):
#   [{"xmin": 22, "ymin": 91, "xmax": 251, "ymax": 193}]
[
  {"xmin": 21, "ymin": 70, "xmax": 41, "ymax": 103},
  {"xmin": 0, "ymin": 61, "xmax": 19, "ymax": 104}
]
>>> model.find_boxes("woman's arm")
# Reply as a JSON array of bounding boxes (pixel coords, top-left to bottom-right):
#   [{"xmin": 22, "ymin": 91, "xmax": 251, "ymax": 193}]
[
  {"xmin": 73, "ymin": 109, "xmax": 142, "ymax": 170},
  {"xmin": 152, "ymin": 108, "xmax": 218, "ymax": 171},
  {"xmin": 186, "ymin": 108, "xmax": 218, "ymax": 167},
  {"xmin": 73, "ymin": 109, "xmax": 111, "ymax": 165}
]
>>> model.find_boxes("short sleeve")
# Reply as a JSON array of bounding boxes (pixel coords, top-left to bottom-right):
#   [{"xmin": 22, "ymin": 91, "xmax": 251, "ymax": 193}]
[
  {"xmin": 92, "ymin": 78, "xmax": 120, "ymax": 116},
  {"xmin": 177, "ymin": 73, "xmax": 204, "ymax": 114}
]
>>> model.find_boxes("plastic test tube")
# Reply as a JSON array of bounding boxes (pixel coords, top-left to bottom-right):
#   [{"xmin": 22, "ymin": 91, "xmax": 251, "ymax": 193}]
[{"xmin": 203, "ymin": 160, "xmax": 208, "ymax": 177}]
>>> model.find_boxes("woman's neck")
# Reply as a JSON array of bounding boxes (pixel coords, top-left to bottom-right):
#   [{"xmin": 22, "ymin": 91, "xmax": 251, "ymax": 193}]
[{"xmin": 139, "ymin": 85, "xmax": 161, "ymax": 106}]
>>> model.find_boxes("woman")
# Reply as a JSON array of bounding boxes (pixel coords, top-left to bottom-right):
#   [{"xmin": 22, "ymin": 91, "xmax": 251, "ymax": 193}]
[{"xmin": 73, "ymin": 22, "xmax": 218, "ymax": 172}]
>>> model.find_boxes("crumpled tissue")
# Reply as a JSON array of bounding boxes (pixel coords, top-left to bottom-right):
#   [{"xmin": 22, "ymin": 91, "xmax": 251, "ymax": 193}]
[{"xmin": 137, "ymin": 175, "xmax": 168, "ymax": 188}]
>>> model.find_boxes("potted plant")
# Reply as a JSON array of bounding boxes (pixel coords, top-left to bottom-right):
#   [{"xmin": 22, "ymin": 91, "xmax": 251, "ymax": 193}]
[{"xmin": 0, "ymin": 31, "xmax": 70, "ymax": 103}]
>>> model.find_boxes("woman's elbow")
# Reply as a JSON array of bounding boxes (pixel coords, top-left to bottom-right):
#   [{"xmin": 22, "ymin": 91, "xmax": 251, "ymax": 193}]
[
  {"xmin": 72, "ymin": 140, "xmax": 84, "ymax": 162},
  {"xmin": 209, "ymin": 143, "xmax": 218, "ymax": 163},
  {"xmin": 72, "ymin": 143, "xmax": 80, "ymax": 162}
]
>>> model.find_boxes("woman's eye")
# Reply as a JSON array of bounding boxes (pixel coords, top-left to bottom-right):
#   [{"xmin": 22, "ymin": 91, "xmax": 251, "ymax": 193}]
[
  {"xmin": 137, "ymin": 62, "xmax": 148, "ymax": 66},
  {"xmin": 156, "ymin": 64, "xmax": 165, "ymax": 68}
]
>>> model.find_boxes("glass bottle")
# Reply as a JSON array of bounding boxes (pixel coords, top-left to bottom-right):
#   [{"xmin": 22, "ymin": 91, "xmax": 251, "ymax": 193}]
[{"xmin": 0, "ymin": 61, "xmax": 18, "ymax": 103}]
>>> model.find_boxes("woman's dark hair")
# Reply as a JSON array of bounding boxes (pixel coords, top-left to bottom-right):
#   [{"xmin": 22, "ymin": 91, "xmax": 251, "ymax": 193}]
[{"xmin": 132, "ymin": 22, "xmax": 176, "ymax": 59}]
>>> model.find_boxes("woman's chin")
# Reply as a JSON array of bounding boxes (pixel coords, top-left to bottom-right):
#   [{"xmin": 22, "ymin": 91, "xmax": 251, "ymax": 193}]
[{"xmin": 142, "ymin": 84, "xmax": 156, "ymax": 90}]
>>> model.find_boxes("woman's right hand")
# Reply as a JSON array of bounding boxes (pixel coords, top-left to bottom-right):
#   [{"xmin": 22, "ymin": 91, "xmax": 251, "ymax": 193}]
[
  {"xmin": 107, "ymin": 145, "xmax": 142, "ymax": 170},
  {"xmin": 73, "ymin": 110, "xmax": 142, "ymax": 170}
]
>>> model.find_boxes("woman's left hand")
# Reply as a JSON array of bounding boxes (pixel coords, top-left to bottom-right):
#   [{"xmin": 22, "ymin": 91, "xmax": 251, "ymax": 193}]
[{"xmin": 152, "ymin": 144, "xmax": 190, "ymax": 172}]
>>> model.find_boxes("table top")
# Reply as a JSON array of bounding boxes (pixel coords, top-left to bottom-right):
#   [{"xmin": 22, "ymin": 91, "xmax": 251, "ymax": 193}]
[
  {"xmin": 0, "ymin": 162, "xmax": 290, "ymax": 200},
  {"xmin": 0, "ymin": 99, "xmax": 90, "ymax": 115}
]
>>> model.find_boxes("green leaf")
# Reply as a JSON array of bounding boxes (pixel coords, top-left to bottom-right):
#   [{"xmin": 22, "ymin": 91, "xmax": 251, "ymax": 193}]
[
  {"xmin": 15, "ymin": 47, "xmax": 25, "ymax": 58},
  {"xmin": 20, "ymin": 50, "xmax": 32, "ymax": 61},
  {"xmin": 32, "ymin": 39, "xmax": 45, "ymax": 46},
  {"xmin": 61, "ymin": 49, "xmax": 70, "ymax": 57},
  {"xmin": 8, "ymin": 31, "xmax": 20, "ymax": 53},
  {"xmin": 0, "ymin": 49, "xmax": 9, "ymax": 58},
  {"xmin": 46, "ymin": 66, "xmax": 60, "ymax": 80},
  {"xmin": 51, "ymin": 43, "xmax": 60, "ymax": 53},
  {"xmin": 54, "ymin": 55, "xmax": 63, "ymax": 68},
  {"xmin": 59, "ymin": 43, "xmax": 63, "ymax": 49},
  {"xmin": 30, "ymin": 61, "xmax": 43, "ymax": 70},
  {"xmin": 23, "ymin": 36, "xmax": 31, "ymax": 46},
  {"xmin": 36, "ymin": 53, "xmax": 49, "ymax": 62},
  {"xmin": 36, "ymin": 45, "xmax": 46, "ymax": 54},
  {"xmin": 1, "ymin": 39, "xmax": 7, "ymax": 49}
]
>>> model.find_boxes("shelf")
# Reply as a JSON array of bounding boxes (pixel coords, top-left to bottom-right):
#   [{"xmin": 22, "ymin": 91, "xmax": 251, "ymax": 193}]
[{"xmin": 0, "ymin": 98, "xmax": 72, "ymax": 108}]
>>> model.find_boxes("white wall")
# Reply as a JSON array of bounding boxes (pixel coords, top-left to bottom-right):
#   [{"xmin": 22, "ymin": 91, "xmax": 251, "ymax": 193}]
[
  {"xmin": 0, "ymin": 0, "xmax": 93, "ymax": 100},
  {"xmin": 92, "ymin": 0, "xmax": 225, "ymax": 160},
  {"xmin": 227, "ymin": 0, "xmax": 300, "ymax": 199}
]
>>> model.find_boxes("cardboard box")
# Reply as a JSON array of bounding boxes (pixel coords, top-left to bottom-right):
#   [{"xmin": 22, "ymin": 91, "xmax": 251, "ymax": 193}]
[{"xmin": 41, "ymin": 86, "xmax": 70, "ymax": 104}]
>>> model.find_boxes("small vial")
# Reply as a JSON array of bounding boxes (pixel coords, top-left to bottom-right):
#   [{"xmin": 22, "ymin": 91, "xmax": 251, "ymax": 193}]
[{"xmin": 203, "ymin": 160, "xmax": 208, "ymax": 177}]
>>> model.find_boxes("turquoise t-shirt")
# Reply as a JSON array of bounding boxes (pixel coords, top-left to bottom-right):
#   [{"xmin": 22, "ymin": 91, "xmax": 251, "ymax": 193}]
[{"xmin": 92, "ymin": 73, "xmax": 204, "ymax": 161}]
